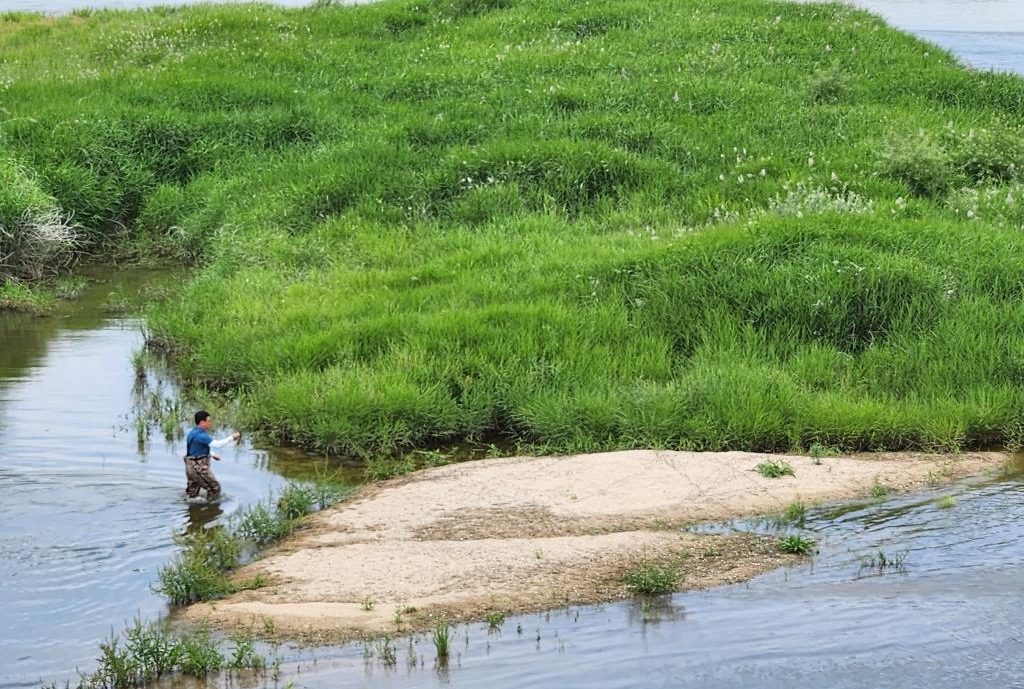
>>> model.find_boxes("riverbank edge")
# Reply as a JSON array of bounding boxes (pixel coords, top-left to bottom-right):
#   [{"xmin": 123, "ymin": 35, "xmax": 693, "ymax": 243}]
[{"xmin": 178, "ymin": 449, "xmax": 1013, "ymax": 646}]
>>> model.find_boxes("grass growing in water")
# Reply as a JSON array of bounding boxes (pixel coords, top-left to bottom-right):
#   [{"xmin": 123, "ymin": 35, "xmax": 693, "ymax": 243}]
[
  {"xmin": 777, "ymin": 500, "xmax": 807, "ymax": 526},
  {"xmin": 41, "ymin": 618, "xmax": 270, "ymax": 689},
  {"xmin": 155, "ymin": 481, "xmax": 350, "ymax": 605},
  {"xmin": 778, "ymin": 535, "xmax": 816, "ymax": 555},
  {"xmin": 433, "ymin": 622, "xmax": 451, "ymax": 659},
  {"xmin": 857, "ymin": 549, "xmax": 909, "ymax": 572}
]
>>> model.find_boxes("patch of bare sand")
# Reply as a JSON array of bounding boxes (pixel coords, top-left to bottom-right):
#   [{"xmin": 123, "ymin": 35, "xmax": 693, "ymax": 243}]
[{"xmin": 182, "ymin": 449, "xmax": 1008, "ymax": 643}]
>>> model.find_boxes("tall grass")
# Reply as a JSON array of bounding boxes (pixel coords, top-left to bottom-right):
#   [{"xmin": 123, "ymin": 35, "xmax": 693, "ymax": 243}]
[{"xmin": 3, "ymin": 0, "xmax": 1024, "ymax": 459}]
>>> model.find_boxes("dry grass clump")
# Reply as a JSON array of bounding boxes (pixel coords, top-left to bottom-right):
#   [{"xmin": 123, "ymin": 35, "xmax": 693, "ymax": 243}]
[{"xmin": 0, "ymin": 156, "xmax": 80, "ymax": 281}]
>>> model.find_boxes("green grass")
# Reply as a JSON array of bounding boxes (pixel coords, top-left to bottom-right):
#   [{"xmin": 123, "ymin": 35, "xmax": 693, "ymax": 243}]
[
  {"xmin": 3, "ymin": 0, "xmax": 1024, "ymax": 461},
  {"xmin": 433, "ymin": 621, "xmax": 451, "ymax": 659},
  {"xmin": 870, "ymin": 481, "xmax": 896, "ymax": 498},
  {"xmin": 40, "ymin": 618, "xmax": 270, "ymax": 689},
  {"xmin": 0, "ymin": 154, "xmax": 79, "ymax": 281},
  {"xmin": 778, "ymin": 534, "xmax": 816, "ymax": 555},
  {"xmin": 0, "ymin": 279, "xmax": 54, "ymax": 313},
  {"xmin": 623, "ymin": 558, "xmax": 682, "ymax": 595},
  {"xmin": 779, "ymin": 500, "xmax": 807, "ymax": 525},
  {"xmin": 484, "ymin": 611, "xmax": 505, "ymax": 631},
  {"xmin": 756, "ymin": 459, "xmax": 795, "ymax": 478}
]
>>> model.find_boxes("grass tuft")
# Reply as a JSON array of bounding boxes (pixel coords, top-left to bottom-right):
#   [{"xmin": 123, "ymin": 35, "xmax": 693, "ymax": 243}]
[
  {"xmin": 155, "ymin": 480, "xmax": 349, "ymax": 606},
  {"xmin": 756, "ymin": 459, "xmax": 795, "ymax": 479},
  {"xmin": 623, "ymin": 558, "xmax": 682, "ymax": 595},
  {"xmin": 778, "ymin": 534, "xmax": 816, "ymax": 555},
  {"xmin": 433, "ymin": 621, "xmax": 451, "ymax": 658}
]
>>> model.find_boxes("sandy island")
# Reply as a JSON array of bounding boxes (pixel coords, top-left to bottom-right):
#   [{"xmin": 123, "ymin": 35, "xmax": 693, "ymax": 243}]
[{"xmin": 182, "ymin": 449, "xmax": 1010, "ymax": 643}]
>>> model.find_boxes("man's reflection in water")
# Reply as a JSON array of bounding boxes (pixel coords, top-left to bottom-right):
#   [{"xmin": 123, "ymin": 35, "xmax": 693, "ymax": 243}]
[{"xmin": 185, "ymin": 499, "xmax": 224, "ymax": 533}]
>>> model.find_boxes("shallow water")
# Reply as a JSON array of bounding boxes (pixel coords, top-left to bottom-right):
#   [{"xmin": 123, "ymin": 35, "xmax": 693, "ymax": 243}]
[
  {"xmin": 845, "ymin": 0, "xmax": 1024, "ymax": 73},
  {"xmin": 0, "ymin": 270, "xmax": 358, "ymax": 689}
]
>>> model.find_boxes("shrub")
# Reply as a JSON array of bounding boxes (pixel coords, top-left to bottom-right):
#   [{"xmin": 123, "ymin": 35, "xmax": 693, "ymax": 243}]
[
  {"xmin": 805, "ymin": 65, "xmax": 853, "ymax": 105},
  {"xmin": 943, "ymin": 120, "xmax": 1024, "ymax": 184}
]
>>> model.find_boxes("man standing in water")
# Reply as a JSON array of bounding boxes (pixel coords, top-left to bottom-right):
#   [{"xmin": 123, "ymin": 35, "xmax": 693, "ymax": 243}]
[{"xmin": 184, "ymin": 410, "xmax": 241, "ymax": 501}]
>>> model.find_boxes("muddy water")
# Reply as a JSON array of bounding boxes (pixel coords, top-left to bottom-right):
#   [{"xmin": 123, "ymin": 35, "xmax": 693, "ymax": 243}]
[{"xmin": 0, "ymin": 269, "xmax": 358, "ymax": 689}]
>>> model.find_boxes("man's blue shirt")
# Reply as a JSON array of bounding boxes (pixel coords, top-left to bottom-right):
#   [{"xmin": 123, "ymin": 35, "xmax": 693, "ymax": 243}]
[{"xmin": 186, "ymin": 427, "xmax": 213, "ymax": 458}]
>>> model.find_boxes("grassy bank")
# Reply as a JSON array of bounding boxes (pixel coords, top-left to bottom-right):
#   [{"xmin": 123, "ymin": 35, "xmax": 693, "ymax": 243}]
[{"xmin": 3, "ymin": 0, "xmax": 1024, "ymax": 459}]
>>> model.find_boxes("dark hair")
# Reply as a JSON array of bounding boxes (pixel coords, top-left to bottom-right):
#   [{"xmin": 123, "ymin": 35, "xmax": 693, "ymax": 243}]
[{"xmin": 194, "ymin": 410, "xmax": 211, "ymax": 425}]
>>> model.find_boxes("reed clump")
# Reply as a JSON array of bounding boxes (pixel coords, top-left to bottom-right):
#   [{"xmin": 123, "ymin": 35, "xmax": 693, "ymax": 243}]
[
  {"xmin": 40, "ymin": 618, "xmax": 270, "ymax": 689},
  {"xmin": 2, "ymin": 0, "xmax": 1024, "ymax": 462}
]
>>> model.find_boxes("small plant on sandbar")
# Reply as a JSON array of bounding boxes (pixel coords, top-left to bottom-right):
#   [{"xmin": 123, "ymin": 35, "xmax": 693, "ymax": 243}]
[
  {"xmin": 623, "ymin": 557, "xmax": 681, "ymax": 595},
  {"xmin": 808, "ymin": 441, "xmax": 833, "ymax": 465},
  {"xmin": 870, "ymin": 481, "xmax": 895, "ymax": 498},
  {"xmin": 756, "ymin": 459, "xmax": 795, "ymax": 478}
]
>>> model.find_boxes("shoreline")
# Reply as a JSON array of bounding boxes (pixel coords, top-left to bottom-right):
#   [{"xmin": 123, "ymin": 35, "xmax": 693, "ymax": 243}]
[{"xmin": 180, "ymin": 449, "xmax": 1011, "ymax": 644}]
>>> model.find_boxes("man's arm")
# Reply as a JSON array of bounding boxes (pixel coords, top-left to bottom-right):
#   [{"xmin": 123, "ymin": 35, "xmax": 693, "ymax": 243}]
[
  {"xmin": 209, "ymin": 434, "xmax": 238, "ymax": 450},
  {"xmin": 209, "ymin": 432, "xmax": 241, "ymax": 459}
]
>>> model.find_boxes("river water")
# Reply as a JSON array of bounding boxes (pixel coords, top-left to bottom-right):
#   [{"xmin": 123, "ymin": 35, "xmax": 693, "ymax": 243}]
[
  {"xmin": 2, "ymin": 1, "xmax": 1023, "ymax": 688},
  {"xmin": 0, "ymin": 270, "xmax": 360, "ymax": 688}
]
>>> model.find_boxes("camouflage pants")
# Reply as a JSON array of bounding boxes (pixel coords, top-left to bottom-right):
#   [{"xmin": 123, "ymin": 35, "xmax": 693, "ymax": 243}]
[{"xmin": 184, "ymin": 456, "xmax": 221, "ymax": 500}]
